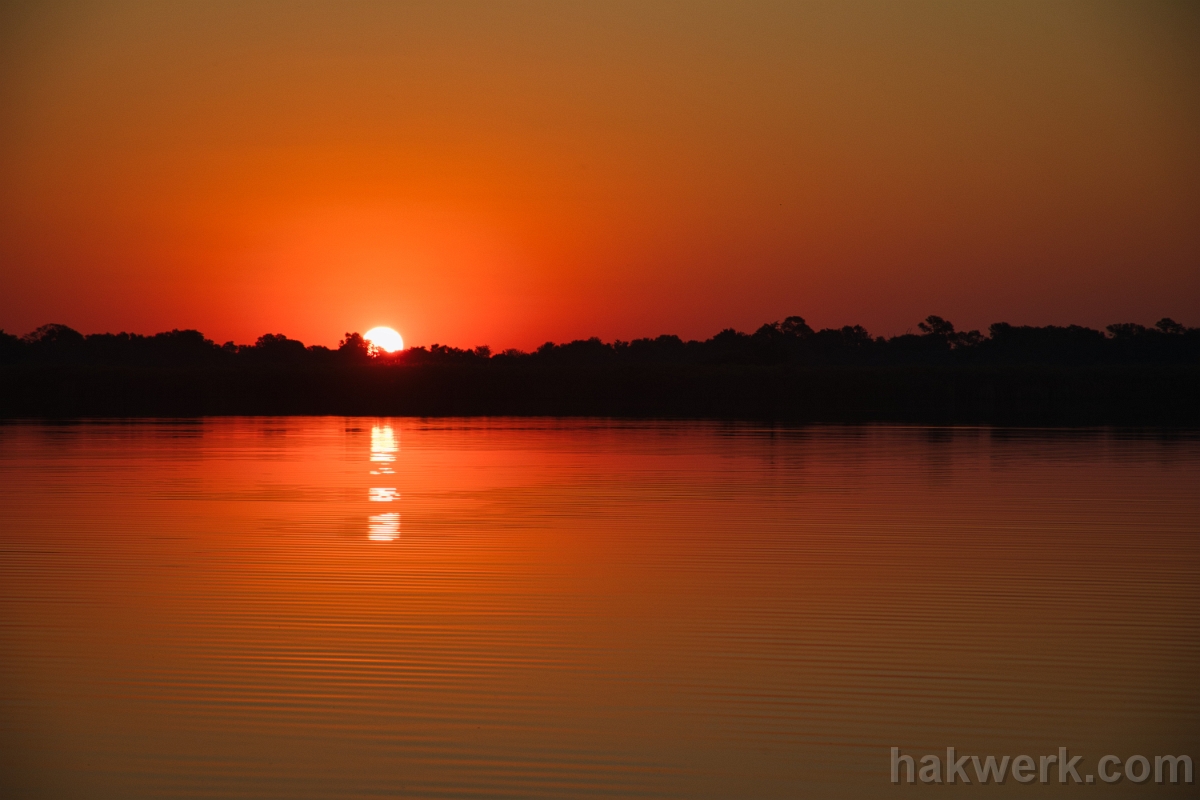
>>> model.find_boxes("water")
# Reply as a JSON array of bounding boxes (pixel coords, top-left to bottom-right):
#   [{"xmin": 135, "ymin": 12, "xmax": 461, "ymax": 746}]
[{"xmin": 1, "ymin": 419, "xmax": 1197, "ymax": 798}]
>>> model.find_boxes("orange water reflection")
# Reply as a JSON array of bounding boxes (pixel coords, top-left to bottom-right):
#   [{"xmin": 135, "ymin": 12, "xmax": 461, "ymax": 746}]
[{"xmin": 0, "ymin": 420, "xmax": 1197, "ymax": 798}]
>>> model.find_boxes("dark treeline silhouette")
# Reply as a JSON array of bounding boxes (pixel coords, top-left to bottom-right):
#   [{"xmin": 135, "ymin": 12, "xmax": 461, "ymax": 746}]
[
  {"xmin": 2, "ymin": 316, "xmax": 1198, "ymax": 423},
  {"xmin": 3, "ymin": 315, "xmax": 1198, "ymax": 367}
]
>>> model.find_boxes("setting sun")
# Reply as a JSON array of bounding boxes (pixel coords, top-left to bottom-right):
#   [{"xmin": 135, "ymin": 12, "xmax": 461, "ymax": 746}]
[{"xmin": 364, "ymin": 327, "xmax": 404, "ymax": 353}]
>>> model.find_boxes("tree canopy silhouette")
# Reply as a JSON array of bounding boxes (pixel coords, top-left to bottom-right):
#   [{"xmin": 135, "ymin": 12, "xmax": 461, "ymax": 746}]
[
  {"xmin": 1, "ymin": 314, "xmax": 1196, "ymax": 422},
  {"xmin": 1, "ymin": 315, "xmax": 1197, "ymax": 368}
]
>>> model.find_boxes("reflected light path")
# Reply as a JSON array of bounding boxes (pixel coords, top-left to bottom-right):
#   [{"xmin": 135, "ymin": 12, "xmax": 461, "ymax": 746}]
[
  {"xmin": 370, "ymin": 425, "xmax": 397, "ymax": 474},
  {"xmin": 368, "ymin": 424, "xmax": 399, "ymax": 540},
  {"xmin": 368, "ymin": 512, "xmax": 400, "ymax": 542}
]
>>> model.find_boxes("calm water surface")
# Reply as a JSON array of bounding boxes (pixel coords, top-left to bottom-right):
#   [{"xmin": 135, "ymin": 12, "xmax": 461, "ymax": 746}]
[{"xmin": 1, "ymin": 419, "xmax": 1197, "ymax": 798}]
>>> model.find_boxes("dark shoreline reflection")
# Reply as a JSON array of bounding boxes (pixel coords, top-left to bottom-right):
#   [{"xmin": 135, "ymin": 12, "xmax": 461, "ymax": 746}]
[{"xmin": 1, "ymin": 419, "xmax": 1197, "ymax": 799}]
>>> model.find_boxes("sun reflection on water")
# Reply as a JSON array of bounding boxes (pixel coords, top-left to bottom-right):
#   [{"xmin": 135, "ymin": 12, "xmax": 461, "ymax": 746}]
[
  {"xmin": 369, "ymin": 425, "xmax": 399, "ymax": 540},
  {"xmin": 370, "ymin": 425, "xmax": 397, "ymax": 473},
  {"xmin": 368, "ymin": 512, "xmax": 399, "ymax": 541}
]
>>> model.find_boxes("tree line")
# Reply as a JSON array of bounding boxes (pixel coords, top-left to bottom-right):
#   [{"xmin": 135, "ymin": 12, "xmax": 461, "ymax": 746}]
[{"xmin": 2, "ymin": 315, "xmax": 1197, "ymax": 368}]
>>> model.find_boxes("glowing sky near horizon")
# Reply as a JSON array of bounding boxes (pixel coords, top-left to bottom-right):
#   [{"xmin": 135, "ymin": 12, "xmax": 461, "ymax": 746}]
[{"xmin": 1, "ymin": 1, "xmax": 1197, "ymax": 349}]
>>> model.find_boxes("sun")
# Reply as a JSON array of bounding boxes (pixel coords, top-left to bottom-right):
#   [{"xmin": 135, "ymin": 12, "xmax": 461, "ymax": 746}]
[{"xmin": 364, "ymin": 326, "xmax": 404, "ymax": 353}]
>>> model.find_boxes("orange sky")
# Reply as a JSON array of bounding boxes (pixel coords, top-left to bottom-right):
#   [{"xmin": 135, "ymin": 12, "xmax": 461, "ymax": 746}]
[{"xmin": 1, "ymin": 1, "xmax": 1197, "ymax": 349}]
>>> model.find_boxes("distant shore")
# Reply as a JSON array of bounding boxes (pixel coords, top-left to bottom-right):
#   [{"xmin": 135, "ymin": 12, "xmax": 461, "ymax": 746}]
[{"xmin": 3, "ymin": 316, "xmax": 1197, "ymax": 424}]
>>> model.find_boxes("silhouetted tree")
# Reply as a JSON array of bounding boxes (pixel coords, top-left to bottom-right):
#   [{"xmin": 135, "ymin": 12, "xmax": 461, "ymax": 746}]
[
  {"xmin": 247, "ymin": 333, "xmax": 307, "ymax": 363},
  {"xmin": 917, "ymin": 315, "xmax": 955, "ymax": 337},
  {"xmin": 338, "ymin": 332, "xmax": 370, "ymax": 362},
  {"xmin": 22, "ymin": 324, "xmax": 86, "ymax": 362},
  {"xmin": 1157, "ymin": 318, "xmax": 1185, "ymax": 335},
  {"xmin": 780, "ymin": 316, "xmax": 814, "ymax": 337}
]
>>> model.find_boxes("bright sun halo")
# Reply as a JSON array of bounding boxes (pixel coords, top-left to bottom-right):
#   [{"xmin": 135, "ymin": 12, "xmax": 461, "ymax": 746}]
[{"xmin": 364, "ymin": 326, "xmax": 404, "ymax": 353}]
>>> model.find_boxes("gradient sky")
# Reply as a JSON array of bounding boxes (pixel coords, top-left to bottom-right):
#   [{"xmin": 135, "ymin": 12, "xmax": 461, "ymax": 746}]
[{"xmin": 1, "ymin": 1, "xmax": 1197, "ymax": 349}]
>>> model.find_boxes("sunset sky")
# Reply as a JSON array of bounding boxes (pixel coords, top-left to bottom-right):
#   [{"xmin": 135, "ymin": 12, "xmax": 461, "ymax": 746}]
[{"xmin": 1, "ymin": 1, "xmax": 1197, "ymax": 349}]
